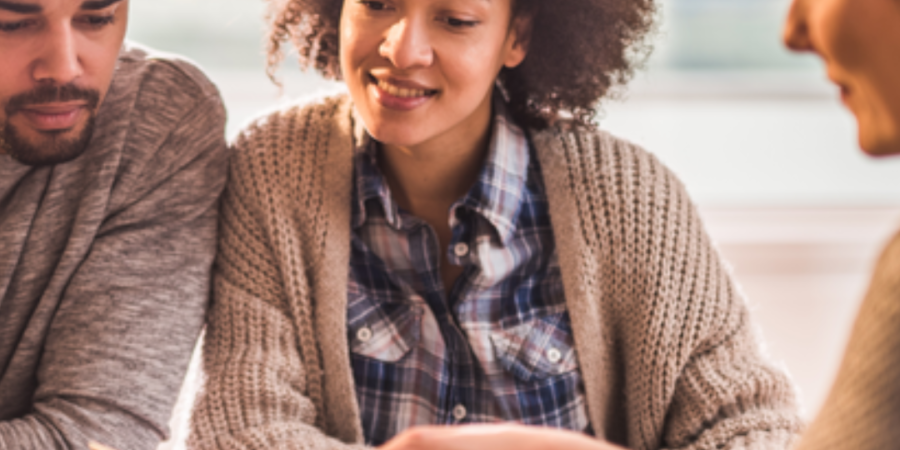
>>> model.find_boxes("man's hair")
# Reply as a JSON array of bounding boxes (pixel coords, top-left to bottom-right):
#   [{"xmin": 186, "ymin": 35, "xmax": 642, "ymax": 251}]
[{"xmin": 265, "ymin": 0, "xmax": 657, "ymax": 130}]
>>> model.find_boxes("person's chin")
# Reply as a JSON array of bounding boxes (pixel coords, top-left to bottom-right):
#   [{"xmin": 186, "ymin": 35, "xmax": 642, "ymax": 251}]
[
  {"xmin": 360, "ymin": 113, "xmax": 426, "ymax": 148},
  {"xmin": 858, "ymin": 124, "xmax": 900, "ymax": 157},
  {"xmin": 3, "ymin": 118, "xmax": 95, "ymax": 166},
  {"xmin": 368, "ymin": 128, "xmax": 425, "ymax": 150}
]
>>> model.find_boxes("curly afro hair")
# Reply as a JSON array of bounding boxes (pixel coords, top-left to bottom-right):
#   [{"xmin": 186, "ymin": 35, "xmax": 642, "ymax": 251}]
[{"xmin": 265, "ymin": 0, "xmax": 657, "ymax": 130}]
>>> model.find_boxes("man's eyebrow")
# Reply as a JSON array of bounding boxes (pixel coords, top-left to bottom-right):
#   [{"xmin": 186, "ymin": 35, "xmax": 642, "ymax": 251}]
[
  {"xmin": 0, "ymin": 1, "xmax": 41, "ymax": 13},
  {"xmin": 81, "ymin": 0, "xmax": 123, "ymax": 11}
]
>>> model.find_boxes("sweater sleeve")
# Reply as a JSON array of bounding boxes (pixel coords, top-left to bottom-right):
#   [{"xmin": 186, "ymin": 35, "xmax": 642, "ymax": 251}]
[
  {"xmin": 660, "ymin": 298, "xmax": 802, "ymax": 450},
  {"xmin": 790, "ymin": 231, "xmax": 900, "ymax": 450},
  {"xmin": 188, "ymin": 123, "xmax": 366, "ymax": 450},
  {"xmin": 622, "ymin": 142, "xmax": 801, "ymax": 450},
  {"xmin": 619, "ymin": 143, "xmax": 803, "ymax": 450},
  {"xmin": 534, "ymin": 126, "xmax": 803, "ymax": 450}
]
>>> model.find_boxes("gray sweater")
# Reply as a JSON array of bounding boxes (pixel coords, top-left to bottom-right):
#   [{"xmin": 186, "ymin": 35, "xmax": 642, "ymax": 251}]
[{"xmin": 0, "ymin": 44, "xmax": 228, "ymax": 450}]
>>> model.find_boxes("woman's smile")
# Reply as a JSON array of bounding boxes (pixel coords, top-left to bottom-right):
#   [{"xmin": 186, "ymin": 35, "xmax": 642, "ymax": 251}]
[
  {"xmin": 369, "ymin": 74, "xmax": 439, "ymax": 111},
  {"xmin": 339, "ymin": 0, "xmax": 527, "ymax": 152}
]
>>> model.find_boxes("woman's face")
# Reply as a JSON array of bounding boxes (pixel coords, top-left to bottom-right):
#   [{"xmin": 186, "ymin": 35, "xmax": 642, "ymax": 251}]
[
  {"xmin": 339, "ymin": 0, "xmax": 527, "ymax": 152},
  {"xmin": 784, "ymin": 0, "xmax": 900, "ymax": 156}
]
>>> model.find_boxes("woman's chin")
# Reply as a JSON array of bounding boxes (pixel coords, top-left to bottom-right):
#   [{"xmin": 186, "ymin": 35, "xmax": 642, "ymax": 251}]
[{"xmin": 858, "ymin": 126, "xmax": 900, "ymax": 157}]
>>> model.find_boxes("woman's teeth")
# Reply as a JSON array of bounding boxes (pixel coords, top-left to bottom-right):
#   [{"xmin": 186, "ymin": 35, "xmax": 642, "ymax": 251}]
[{"xmin": 377, "ymin": 79, "xmax": 430, "ymax": 98}]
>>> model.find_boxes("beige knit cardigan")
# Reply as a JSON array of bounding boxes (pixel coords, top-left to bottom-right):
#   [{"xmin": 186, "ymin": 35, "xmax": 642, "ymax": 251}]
[
  {"xmin": 189, "ymin": 94, "xmax": 801, "ymax": 450},
  {"xmin": 792, "ymin": 230, "xmax": 900, "ymax": 450}
]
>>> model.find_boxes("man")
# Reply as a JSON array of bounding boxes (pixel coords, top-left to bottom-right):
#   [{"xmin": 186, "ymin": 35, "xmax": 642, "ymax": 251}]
[{"xmin": 0, "ymin": 0, "xmax": 227, "ymax": 449}]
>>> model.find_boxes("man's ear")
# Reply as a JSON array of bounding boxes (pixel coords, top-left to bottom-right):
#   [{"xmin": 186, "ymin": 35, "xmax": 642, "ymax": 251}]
[{"xmin": 503, "ymin": 15, "xmax": 533, "ymax": 69}]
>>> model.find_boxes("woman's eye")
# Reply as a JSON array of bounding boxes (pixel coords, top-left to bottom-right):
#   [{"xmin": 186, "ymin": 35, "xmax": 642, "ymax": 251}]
[
  {"xmin": 443, "ymin": 17, "xmax": 478, "ymax": 28},
  {"xmin": 360, "ymin": 1, "xmax": 388, "ymax": 11}
]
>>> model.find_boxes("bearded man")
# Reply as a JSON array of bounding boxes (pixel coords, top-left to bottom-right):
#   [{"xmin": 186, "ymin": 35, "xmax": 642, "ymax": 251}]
[{"xmin": 0, "ymin": 1, "xmax": 227, "ymax": 449}]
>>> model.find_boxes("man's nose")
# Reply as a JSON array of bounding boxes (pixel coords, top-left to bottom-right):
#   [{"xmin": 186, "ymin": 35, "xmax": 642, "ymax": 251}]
[{"xmin": 32, "ymin": 23, "xmax": 84, "ymax": 85}]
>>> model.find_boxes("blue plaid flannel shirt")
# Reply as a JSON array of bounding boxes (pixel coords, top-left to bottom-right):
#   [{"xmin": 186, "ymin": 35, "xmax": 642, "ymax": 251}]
[{"xmin": 348, "ymin": 101, "xmax": 591, "ymax": 445}]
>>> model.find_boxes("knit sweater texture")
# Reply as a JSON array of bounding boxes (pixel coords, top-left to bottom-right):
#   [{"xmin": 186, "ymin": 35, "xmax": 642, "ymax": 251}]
[
  {"xmin": 792, "ymin": 229, "xmax": 900, "ymax": 450},
  {"xmin": 189, "ymin": 93, "xmax": 802, "ymax": 450}
]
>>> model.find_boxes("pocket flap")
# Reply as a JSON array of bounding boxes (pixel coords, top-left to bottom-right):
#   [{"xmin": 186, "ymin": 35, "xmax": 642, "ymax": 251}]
[
  {"xmin": 350, "ymin": 304, "xmax": 422, "ymax": 363},
  {"xmin": 489, "ymin": 312, "xmax": 578, "ymax": 382}
]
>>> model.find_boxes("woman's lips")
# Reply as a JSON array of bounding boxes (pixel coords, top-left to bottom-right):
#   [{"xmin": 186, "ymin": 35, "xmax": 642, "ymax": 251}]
[{"xmin": 369, "ymin": 75, "xmax": 438, "ymax": 111}]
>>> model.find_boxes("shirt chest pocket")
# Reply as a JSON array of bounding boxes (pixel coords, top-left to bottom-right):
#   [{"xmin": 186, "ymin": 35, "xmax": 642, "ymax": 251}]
[
  {"xmin": 349, "ymin": 302, "xmax": 423, "ymax": 363},
  {"xmin": 489, "ymin": 312, "xmax": 579, "ymax": 383}
]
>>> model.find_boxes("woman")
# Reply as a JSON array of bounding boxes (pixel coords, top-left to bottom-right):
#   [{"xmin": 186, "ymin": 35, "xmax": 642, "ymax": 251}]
[
  {"xmin": 188, "ymin": 1, "xmax": 801, "ymax": 449},
  {"xmin": 783, "ymin": 0, "xmax": 900, "ymax": 448}
]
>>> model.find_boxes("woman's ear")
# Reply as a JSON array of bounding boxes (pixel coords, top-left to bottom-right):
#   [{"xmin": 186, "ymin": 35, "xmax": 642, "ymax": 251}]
[{"xmin": 503, "ymin": 15, "xmax": 533, "ymax": 69}]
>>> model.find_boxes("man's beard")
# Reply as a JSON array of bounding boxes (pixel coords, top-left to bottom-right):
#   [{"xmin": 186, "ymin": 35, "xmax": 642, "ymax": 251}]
[{"xmin": 1, "ymin": 84, "xmax": 101, "ymax": 167}]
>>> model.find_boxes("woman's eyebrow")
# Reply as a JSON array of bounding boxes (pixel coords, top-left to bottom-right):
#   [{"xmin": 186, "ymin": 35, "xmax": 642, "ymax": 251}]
[
  {"xmin": 81, "ymin": 0, "xmax": 123, "ymax": 11},
  {"xmin": 0, "ymin": 0, "xmax": 41, "ymax": 14}
]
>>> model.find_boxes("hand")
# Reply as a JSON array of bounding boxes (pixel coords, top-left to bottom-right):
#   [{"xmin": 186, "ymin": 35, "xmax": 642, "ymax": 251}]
[{"xmin": 377, "ymin": 423, "xmax": 627, "ymax": 450}]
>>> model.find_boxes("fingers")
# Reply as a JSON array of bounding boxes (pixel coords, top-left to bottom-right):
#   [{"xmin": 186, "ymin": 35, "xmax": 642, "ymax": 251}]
[
  {"xmin": 379, "ymin": 424, "xmax": 617, "ymax": 450},
  {"xmin": 88, "ymin": 441, "xmax": 118, "ymax": 450}
]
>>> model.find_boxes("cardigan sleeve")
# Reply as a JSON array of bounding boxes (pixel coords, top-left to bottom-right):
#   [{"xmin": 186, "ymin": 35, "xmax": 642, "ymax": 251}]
[
  {"xmin": 188, "ymin": 122, "xmax": 366, "ymax": 450},
  {"xmin": 616, "ymin": 139, "xmax": 803, "ymax": 450},
  {"xmin": 533, "ymin": 125, "xmax": 803, "ymax": 450},
  {"xmin": 660, "ymin": 297, "xmax": 802, "ymax": 450}
]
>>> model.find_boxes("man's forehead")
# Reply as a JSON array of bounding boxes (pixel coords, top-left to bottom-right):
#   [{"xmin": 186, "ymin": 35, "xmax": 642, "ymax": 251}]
[{"xmin": 0, "ymin": 0, "xmax": 124, "ymax": 13}]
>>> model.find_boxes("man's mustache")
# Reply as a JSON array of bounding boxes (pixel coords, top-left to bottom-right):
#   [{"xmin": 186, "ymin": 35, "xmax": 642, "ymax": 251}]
[{"xmin": 5, "ymin": 84, "xmax": 101, "ymax": 115}]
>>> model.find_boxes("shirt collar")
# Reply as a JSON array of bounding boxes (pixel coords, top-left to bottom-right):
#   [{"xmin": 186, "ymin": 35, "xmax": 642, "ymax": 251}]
[
  {"xmin": 352, "ymin": 134, "xmax": 403, "ymax": 230},
  {"xmin": 351, "ymin": 95, "xmax": 531, "ymax": 245},
  {"xmin": 450, "ymin": 99, "xmax": 529, "ymax": 245}
]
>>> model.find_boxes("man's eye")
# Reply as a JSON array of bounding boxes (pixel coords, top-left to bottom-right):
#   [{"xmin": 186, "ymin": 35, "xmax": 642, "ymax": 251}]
[
  {"xmin": 0, "ymin": 20, "xmax": 34, "ymax": 32},
  {"xmin": 78, "ymin": 14, "xmax": 115, "ymax": 28}
]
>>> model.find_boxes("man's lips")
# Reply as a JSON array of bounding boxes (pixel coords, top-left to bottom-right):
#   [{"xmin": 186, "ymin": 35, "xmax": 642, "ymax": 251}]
[{"xmin": 15, "ymin": 103, "xmax": 87, "ymax": 131}]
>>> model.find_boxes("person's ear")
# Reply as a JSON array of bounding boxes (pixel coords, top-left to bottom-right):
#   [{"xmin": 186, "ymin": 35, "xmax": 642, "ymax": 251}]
[{"xmin": 503, "ymin": 15, "xmax": 533, "ymax": 69}]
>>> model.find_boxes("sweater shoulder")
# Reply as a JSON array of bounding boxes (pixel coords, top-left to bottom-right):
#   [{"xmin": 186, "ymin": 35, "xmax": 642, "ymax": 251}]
[
  {"xmin": 226, "ymin": 92, "xmax": 352, "ymax": 207},
  {"xmin": 532, "ymin": 120, "xmax": 689, "ymax": 202},
  {"xmin": 111, "ymin": 42, "xmax": 225, "ymax": 128},
  {"xmin": 233, "ymin": 91, "xmax": 350, "ymax": 155},
  {"xmin": 95, "ymin": 43, "xmax": 228, "ymax": 208}
]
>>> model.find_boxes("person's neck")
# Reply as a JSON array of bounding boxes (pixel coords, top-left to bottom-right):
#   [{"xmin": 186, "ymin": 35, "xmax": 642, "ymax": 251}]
[{"xmin": 379, "ymin": 113, "xmax": 494, "ymax": 217}]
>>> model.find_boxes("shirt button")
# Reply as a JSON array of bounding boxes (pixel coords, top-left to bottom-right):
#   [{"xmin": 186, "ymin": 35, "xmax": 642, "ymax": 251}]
[
  {"xmin": 357, "ymin": 327, "xmax": 373, "ymax": 343},
  {"xmin": 453, "ymin": 242, "xmax": 469, "ymax": 257},
  {"xmin": 452, "ymin": 404, "xmax": 467, "ymax": 421},
  {"xmin": 547, "ymin": 348, "xmax": 562, "ymax": 364}
]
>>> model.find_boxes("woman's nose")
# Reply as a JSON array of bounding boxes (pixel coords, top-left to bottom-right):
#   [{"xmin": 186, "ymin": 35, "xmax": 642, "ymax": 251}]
[
  {"xmin": 379, "ymin": 17, "xmax": 434, "ymax": 69},
  {"xmin": 783, "ymin": 0, "xmax": 814, "ymax": 53}
]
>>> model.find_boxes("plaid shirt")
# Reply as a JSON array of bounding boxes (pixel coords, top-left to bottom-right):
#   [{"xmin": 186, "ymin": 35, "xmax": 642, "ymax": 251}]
[{"xmin": 348, "ymin": 102, "xmax": 591, "ymax": 445}]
